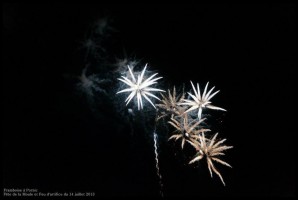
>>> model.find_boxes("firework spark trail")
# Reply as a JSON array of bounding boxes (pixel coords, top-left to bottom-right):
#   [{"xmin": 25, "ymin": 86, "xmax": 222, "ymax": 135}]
[{"xmin": 153, "ymin": 131, "xmax": 163, "ymax": 197}]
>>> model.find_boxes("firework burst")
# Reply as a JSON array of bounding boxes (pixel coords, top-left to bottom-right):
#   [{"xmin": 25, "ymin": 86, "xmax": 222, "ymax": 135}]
[
  {"xmin": 156, "ymin": 86, "xmax": 186, "ymax": 119},
  {"xmin": 168, "ymin": 114, "xmax": 210, "ymax": 149},
  {"xmin": 116, "ymin": 64, "xmax": 165, "ymax": 110},
  {"xmin": 180, "ymin": 81, "xmax": 226, "ymax": 119},
  {"xmin": 189, "ymin": 132, "xmax": 233, "ymax": 186}
]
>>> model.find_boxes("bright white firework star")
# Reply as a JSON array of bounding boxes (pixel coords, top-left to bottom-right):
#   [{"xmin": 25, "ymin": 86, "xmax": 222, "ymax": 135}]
[
  {"xmin": 180, "ymin": 81, "xmax": 226, "ymax": 119},
  {"xmin": 116, "ymin": 64, "xmax": 165, "ymax": 110}
]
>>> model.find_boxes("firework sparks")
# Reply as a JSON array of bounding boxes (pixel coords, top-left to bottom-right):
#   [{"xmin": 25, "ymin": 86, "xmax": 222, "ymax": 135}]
[
  {"xmin": 156, "ymin": 86, "xmax": 186, "ymax": 119},
  {"xmin": 168, "ymin": 114, "xmax": 210, "ymax": 149},
  {"xmin": 180, "ymin": 81, "xmax": 226, "ymax": 119},
  {"xmin": 116, "ymin": 64, "xmax": 165, "ymax": 110},
  {"xmin": 189, "ymin": 132, "xmax": 233, "ymax": 186}
]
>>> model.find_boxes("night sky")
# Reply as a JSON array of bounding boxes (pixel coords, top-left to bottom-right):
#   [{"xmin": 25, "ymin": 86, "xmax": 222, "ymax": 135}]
[{"xmin": 3, "ymin": 3, "xmax": 296, "ymax": 197}]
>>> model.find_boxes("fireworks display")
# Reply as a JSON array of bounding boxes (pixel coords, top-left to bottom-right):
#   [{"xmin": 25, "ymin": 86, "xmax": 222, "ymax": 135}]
[
  {"xmin": 116, "ymin": 65, "xmax": 232, "ymax": 187},
  {"xmin": 4, "ymin": 4, "xmax": 294, "ymax": 198}
]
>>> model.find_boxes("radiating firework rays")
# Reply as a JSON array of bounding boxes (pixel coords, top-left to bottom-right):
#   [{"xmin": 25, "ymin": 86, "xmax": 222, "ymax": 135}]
[
  {"xmin": 188, "ymin": 132, "xmax": 233, "ymax": 186},
  {"xmin": 116, "ymin": 64, "xmax": 165, "ymax": 110},
  {"xmin": 156, "ymin": 86, "xmax": 186, "ymax": 120},
  {"xmin": 116, "ymin": 67, "xmax": 232, "ymax": 186},
  {"xmin": 180, "ymin": 81, "xmax": 226, "ymax": 119},
  {"xmin": 155, "ymin": 82, "xmax": 232, "ymax": 186},
  {"xmin": 168, "ymin": 114, "xmax": 210, "ymax": 149}
]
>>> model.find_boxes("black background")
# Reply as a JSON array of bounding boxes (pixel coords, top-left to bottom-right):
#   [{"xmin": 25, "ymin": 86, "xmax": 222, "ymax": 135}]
[{"xmin": 3, "ymin": 3, "xmax": 296, "ymax": 197}]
